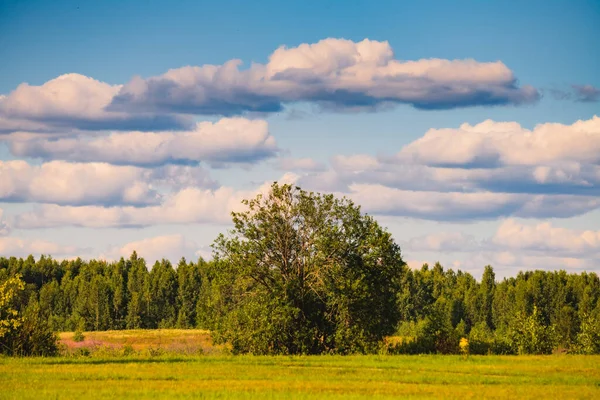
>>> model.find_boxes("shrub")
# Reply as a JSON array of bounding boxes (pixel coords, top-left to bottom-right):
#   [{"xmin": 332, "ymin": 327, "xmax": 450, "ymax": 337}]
[
  {"xmin": 147, "ymin": 346, "xmax": 164, "ymax": 357},
  {"xmin": 459, "ymin": 337, "xmax": 469, "ymax": 358},
  {"xmin": 73, "ymin": 329, "xmax": 85, "ymax": 342},
  {"xmin": 469, "ymin": 322, "xmax": 494, "ymax": 355},
  {"xmin": 574, "ymin": 313, "xmax": 600, "ymax": 354},
  {"xmin": 3, "ymin": 299, "xmax": 58, "ymax": 356},
  {"xmin": 387, "ymin": 317, "xmax": 462, "ymax": 355},
  {"xmin": 122, "ymin": 344, "xmax": 136, "ymax": 356}
]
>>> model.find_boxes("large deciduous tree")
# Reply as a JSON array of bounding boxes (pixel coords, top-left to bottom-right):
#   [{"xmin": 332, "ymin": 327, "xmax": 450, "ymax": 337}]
[{"xmin": 208, "ymin": 183, "xmax": 406, "ymax": 354}]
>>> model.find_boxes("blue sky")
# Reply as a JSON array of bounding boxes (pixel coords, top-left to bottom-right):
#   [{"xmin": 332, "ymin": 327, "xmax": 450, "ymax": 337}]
[{"xmin": 1, "ymin": 0, "xmax": 599, "ymax": 278}]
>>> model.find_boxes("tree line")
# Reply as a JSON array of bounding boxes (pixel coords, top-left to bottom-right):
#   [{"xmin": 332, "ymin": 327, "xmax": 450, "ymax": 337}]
[
  {"xmin": 1, "ymin": 254, "xmax": 599, "ymax": 355},
  {"xmin": 1, "ymin": 184, "xmax": 599, "ymax": 355}
]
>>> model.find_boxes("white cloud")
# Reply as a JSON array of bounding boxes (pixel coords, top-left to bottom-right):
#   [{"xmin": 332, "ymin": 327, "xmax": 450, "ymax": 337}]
[
  {"xmin": 147, "ymin": 165, "xmax": 218, "ymax": 191},
  {"xmin": 0, "ymin": 209, "xmax": 10, "ymax": 236},
  {"xmin": 492, "ymin": 219, "xmax": 600, "ymax": 256},
  {"xmin": 0, "ymin": 74, "xmax": 189, "ymax": 133},
  {"xmin": 397, "ymin": 116, "xmax": 600, "ymax": 167},
  {"xmin": 277, "ymin": 157, "xmax": 326, "ymax": 172},
  {"xmin": 13, "ymin": 173, "xmax": 299, "ymax": 229},
  {"xmin": 9, "ymin": 118, "xmax": 278, "ymax": 167},
  {"xmin": 401, "ymin": 219, "xmax": 600, "ymax": 277},
  {"xmin": 108, "ymin": 38, "xmax": 538, "ymax": 115},
  {"xmin": 0, "ymin": 236, "xmax": 82, "ymax": 258},
  {"xmin": 0, "ymin": 39, "xmax": 538, "ymax": 134},
  {"xmin": 345, "ymin": 184, "xmax": 520, "ymax": 220},
  {"xmin": 402, "ymin": 219, "xmax": 600, "ymax": 257},
  {"xmin": 14, "ymin": 187, "xmax": 240, "ymax": 228},
  {"xmin": 312, "ymin": 147, "xmax": 600, "ymax": 197},
  {"xmin": 290, "ymin": 116, "xmax": 600, "ymax": 221},
  {"xmin": 324, "ymin": 183, "xmax": 599, "ymax": 221},
  {"xmin": 1, "ymin": 74, "xmax": 118, "ymax": 121},
  {"xmin": 101, "ymin": 234, "xmax": 207, "ymax": 266},
  {"xmin": 456, "ymin": 251, "xmax": 596, "ymax": 276},
  {"xmin": 0, "ymin": 160, "xmax": 218, "ymax": 206},
  {"xmin": 404, "ymin": 232, "xmax": 479, "ymax": 252},
  {"xmin": 0, "ymin": 160, "xmax": 161, "ymax": 206},
  {"xmin": 331, "ymin": 154, "xmax": 380, "ymax": 172}
]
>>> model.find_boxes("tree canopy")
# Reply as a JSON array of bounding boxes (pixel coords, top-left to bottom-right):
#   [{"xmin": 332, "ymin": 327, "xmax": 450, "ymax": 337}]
[{"xmin": 207, "ymin": 183, "xmax": 406, "ymax": 354}]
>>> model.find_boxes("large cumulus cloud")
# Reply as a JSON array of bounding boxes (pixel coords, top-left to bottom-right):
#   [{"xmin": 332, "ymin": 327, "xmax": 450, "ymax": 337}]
[
  {"xmin": 294, "ymin": 116, "xmax": 600, "ymax": 220},
  {"xmin": 0, "ymin": 74, "xmax": 191, "ymax": 133},
  {"xmin": 0, "ymin": 160, "xmax": 216, "ymax": 206},
  {"xmin": 12, "ymin": 173, "xmax": 298, "ymax": 229},
  {"xmin": 397, "ymin": 116, "xmax": 600, "ymax": 167},
  {"xmin": 0, "ymin": 38, "xmax": 539, "ymax": 134},
  {"xmin": 8, "ymin": 118, "xmax": 278, "ymax": 167},
  {"xmin": 108, "ymin": 38, "xmax": 539, "ymax": 116},
  {"xmin": 7, "ymin": 115, "xmax": 600, "ymax": 227}
]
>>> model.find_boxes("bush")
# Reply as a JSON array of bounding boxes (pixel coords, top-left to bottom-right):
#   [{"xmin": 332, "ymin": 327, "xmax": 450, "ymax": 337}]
[
  {"xmin": 387, "ymin": 317, "xmax": 461, "ymax": 355},
  {"xmin": 387, "ymin": 320, "xmax": 433, "ymax": 354},
  {"xmin": 2, "ymin": 299, "xmax": 58, "ymax": 356},
  {"xmin": 1, "ymin": 276, "xmax": 58, "ymax": 357},
  {"xmin": 75, "ymin": 347, "xmax": 91, "ymax": 357},
  {"xmin": 122, "ymin": 344, "xmax": 136, "ymax": 356},
  {"xmin": 459, "ymin": 337, "xmax": 469, "ymax": 357},
  {"xmin": 469, "ymin": 322, "xmax": 494, "ymax": 355},
  {"xmin": 73, "ymin": 329, "xmax": 85, "ymax": 342}
]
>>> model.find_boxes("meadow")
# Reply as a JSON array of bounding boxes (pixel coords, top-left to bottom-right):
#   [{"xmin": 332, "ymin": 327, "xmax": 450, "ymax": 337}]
[{"xmin": 1, "ymin": 330, "xmax": 599, "ymax": 399}]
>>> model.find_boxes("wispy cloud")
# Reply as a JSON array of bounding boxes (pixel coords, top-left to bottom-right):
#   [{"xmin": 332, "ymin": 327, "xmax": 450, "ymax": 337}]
[{"xmin": 548, "ymin": 84, "xmax": 600, "ymax": 103}]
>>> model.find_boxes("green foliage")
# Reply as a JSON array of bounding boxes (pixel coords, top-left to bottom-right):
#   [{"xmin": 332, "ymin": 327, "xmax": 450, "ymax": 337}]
[
  {"xmin": 122, "ymin": 344, "xmax": 136, "ymax": 356},
  {"xmin": 1, "ymin": 297, "xmax": 58, "ymax": 356},
  {"xmin": 388, "ymin": 312, "xmax": 463, "ymax": 355},
  {"xmin": 209, "ymin": 183, "xmax": 406, "ymax": 354},
  {"xmin": 73, "ymin": 329, "xmax": 85, "ymax": 342},
  {"xmin": 468, "ymin": 321, "xmax": 494, "ymax": 355},
  {"xmin": 149, "ymin": 259, "xmax": 178, "ymax": 328},
  {"xmin": 508, "ymin": 306, "xmax": 558, "ymax": 355},
  {"xmin": 574, "ymin": 313, "xmax": 600, "ymax": 354},
  {"xmin": 176, "ymin": 258, "xmax": 202, "ymax": 328},
  {"xmin": 126, "ymin": 252, "xmax": 150, "ymax": 329},
  {"xmin": 1, "ymin": 274, "xmax": 58, "ymax": 356},
  {"xmin": 0, "ymin": 274, "xmax": 25, "ymax": 339}
]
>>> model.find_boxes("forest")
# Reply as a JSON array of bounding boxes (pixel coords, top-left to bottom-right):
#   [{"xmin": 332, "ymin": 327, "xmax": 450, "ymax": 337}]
[{"xmin": 1, "ymin": 185, "xmax": 600, "ymax": 356}]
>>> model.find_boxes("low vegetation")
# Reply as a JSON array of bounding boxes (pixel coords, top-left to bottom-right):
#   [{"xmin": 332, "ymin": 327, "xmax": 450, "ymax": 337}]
[
  {"xmin": 58, "ymin": 329, "xmax": 224, "ymax": 357},
  {"xmin": 1, "ymin": 353, "xmax": 599, "ymax": 399}
]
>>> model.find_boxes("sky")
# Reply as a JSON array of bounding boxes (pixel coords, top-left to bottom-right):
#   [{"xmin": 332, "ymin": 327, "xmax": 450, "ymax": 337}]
[{"xmin": 0, "ymin": 0, "xmax": 599, "ymax": 279}]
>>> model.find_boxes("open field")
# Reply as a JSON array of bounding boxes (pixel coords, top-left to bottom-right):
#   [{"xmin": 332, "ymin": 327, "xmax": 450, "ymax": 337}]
[
  {"xmin": 58, "ymin": 329, "xmax": 224, "ymax": 356},
  {"xmin": 1, "ymin": 330, "xmax": 600, "ymax": 399},
  {"xmin": 2, "ymin": 355, "xmax": 600, "ymax": 399}
]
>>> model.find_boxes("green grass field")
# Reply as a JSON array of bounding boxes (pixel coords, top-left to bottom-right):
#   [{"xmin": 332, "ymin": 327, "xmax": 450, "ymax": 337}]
[{"xmin": 1, "ymin": 330, "xmax": 599, "ymax": 399}]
